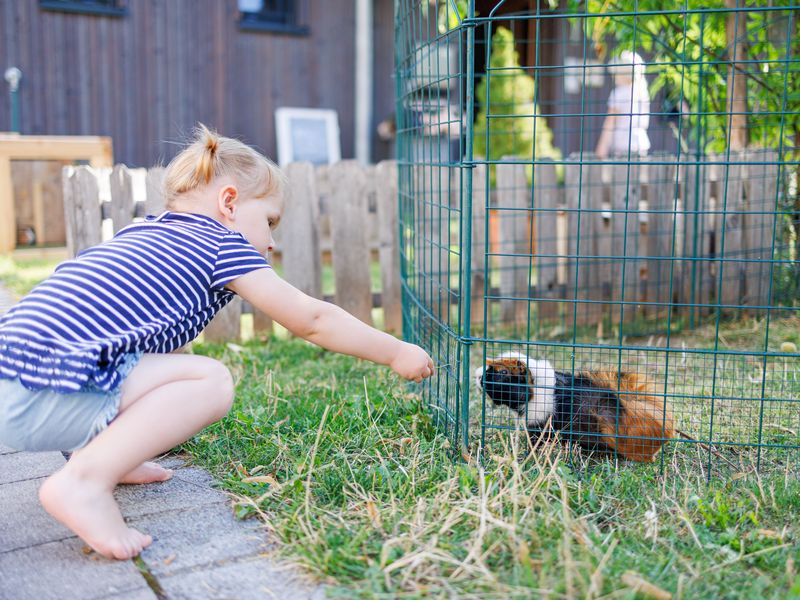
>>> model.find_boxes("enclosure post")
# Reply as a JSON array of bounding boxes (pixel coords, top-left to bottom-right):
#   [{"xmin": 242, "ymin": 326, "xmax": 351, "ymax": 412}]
[{"xmin": 458, "ymin": 0, "xmax": 477, "ymax": 455}]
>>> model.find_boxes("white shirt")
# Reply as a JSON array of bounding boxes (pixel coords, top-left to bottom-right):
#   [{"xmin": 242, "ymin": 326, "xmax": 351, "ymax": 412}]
[{"xmin": 608, "ymin": 82, "xmax": 651, "ymax": 156}]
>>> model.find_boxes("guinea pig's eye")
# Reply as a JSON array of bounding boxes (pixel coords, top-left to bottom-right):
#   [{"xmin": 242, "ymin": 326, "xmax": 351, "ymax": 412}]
[{"xmin": 499, "ymin": 369, "xmax": 509, "ymax": 376}]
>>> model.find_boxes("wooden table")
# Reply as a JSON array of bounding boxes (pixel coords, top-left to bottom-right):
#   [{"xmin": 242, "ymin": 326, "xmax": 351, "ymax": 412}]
[{"xmin": 0, "ymin": 133, "xmax": 113, "ymax": 253}]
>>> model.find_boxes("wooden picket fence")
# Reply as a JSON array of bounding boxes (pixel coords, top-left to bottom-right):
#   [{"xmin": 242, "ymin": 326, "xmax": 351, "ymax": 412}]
[
  {"xmin": 62, "ymin": 160, "xmax": 402, "ymax": 342},
  {"xmin": 481, "ymin": 150, "xmax": 780, "ymax": 329},
  {"xmin": 406, "ymin": 149, "xmax": 781, "ymax": 334},
  {"xmin": 62, "ymin": 150, "xmax": 781, "ymax": 343}
]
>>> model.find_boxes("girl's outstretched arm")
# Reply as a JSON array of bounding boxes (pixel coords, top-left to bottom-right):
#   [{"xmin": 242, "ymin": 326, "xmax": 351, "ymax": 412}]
[
  {"xmin": 594, "ymin": 112, "xmax": 617, "ymax": 159},
  {"xmin": 227, "ymin": 268, "xmax": 434, "ymax": 382}
]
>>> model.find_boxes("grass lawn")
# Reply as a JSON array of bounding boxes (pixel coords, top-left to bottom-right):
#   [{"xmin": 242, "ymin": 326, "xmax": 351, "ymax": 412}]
[
  {"xmin": 3, "ymin": 252, "xmax": 799, "ymax": 598},
  {"xmin": 186, "ymin": 337, "xmax": 800, "ymax": 599}
]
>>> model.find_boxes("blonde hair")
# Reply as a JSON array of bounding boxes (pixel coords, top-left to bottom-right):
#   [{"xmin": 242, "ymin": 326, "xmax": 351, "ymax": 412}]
[
  {"xmin": 163, "ymin": 124, "xmax": 284, "ymax": 209},
  {"xmin": 608, "ymin": 51, "xmax": 647, "ymax": 85}
]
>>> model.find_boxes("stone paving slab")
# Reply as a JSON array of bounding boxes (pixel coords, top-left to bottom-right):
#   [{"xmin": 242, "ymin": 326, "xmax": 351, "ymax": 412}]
[
  {"xmin": 130, "ymin": 503, "xmax": 270, "ymax": 577},
  {"xmin": 113, "ymin": 467, "xmax": 229, "ymax": 519},
  {"xmin": 0, "ymin": 451, "xmax": 325, "ymax": 599},
  {"xmin": 157, "ymin": 555, "xmax": 326, "ymax": 600},
  {"xmin": 0, "ymin": 450, "xmax": 66, "ymax": 484},
  {"xmin": 0, "ymin": 537, "xmax": 155, "ymax": 600},
  {"xmin": 98, "ymin": 589, "xmax": 159, "ymax": 600},
  {"xmin": 0, "ymin": 476, "xmax": 74, "ymax": 553}
]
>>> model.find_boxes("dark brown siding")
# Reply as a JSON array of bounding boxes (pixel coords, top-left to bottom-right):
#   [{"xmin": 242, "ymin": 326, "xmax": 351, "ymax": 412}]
[{"xmin": 0, "ymin": 0, "xmax": 396, "ymax": 166}]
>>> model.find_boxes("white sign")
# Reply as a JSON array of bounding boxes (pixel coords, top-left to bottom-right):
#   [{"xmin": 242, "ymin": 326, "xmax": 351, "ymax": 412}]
[{"xmin": 275, "ymin": 107, "xmax": 341, "ymax": 167}]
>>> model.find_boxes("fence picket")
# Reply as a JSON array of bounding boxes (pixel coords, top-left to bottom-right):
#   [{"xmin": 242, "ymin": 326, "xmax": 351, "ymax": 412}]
[
  {"xmin": 63, "ymin": 166, "xmax": 102, "ymax": 257},
  {"xmin": 329, "ymin": 160, "xmax": 373, "ymax": 325},
  {"xmin": 565, "ymin": 155, "xmax": 602, "ymax": 327},
  {"xmin": 144, "ymin": 167, "xmax": 166, "ymax": 215},
  {"xmin": 609, "ymin": 161, "xmax": 642, "ymax": 325},
  {"xmin": 469, "ymin": 163, "xmax": 487, "ymax": 325},
  {"xmin": 109, "ymin": 164, "xmax": 135, "ymax": 233},
  {"xmin": 281, "ymin": 162, "xmax": 322, "ymax": 299},
  {"xmin": 716, "ymin": 159, "xmax": 745, "ymax": 309},
  {"xmin": 376, "ymin": 160, "xmax": 402, "ymax": 332},
  {"xmin": 742, "ymin": 149, "xmax": 778, "ymax": 309},
  {"xmin": 57, "ymin": 154, "xmax": 778, "ymax": 343},
  {"xmin": 533, "ymin": 161, "xmax": 560, "ymax": 325},
  {"xmin": 203, "ymin": 299, "xmax": 242, "ymax": 343},
  {"xmin": 495, "ymin": 160, "xmax": 531, "ymax": 326},
  {"xmin": 644, "ymin": 158, "xmax": 676, "ymax": 321}
]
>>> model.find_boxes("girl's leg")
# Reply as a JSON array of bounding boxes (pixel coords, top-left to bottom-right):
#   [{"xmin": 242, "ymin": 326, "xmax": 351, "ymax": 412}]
[{"xmin": 38, "ymin": 354, "xmax": 234, "ymax": 560}]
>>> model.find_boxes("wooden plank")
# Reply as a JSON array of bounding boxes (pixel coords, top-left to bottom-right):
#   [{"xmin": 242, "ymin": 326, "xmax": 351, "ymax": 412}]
[
  {"xmin": 14, "ymin": 161, "xmax": 69, "ymax": 247},
  {"xmin": 32, "ymin": 178, "xmax": 44, "ymax": 247},
  {"xmin": 63, "ymin": 166, "xmax": 102, "ymax": 258},
  {"xmin": 315, "ymin": 165, "xmax": 332, "ymax": 253},
  {"xmin": 742, "ymin": 149, "xmax": 778, "ymax": 309},
  {"xmin": 329, "ymin": 161, "xmax": 373, "ymax": 325},
  {"xmin": 252, "ymin": 308, "xmax": 273, "ymax": 339},
  {"xmin": 41, "ymin": 162, "xmax": 68, "ymax": 245},
  {"xmin": 414, "ymin": 163, "xmax": 450, "ymax": 326},
  {"xmin": 0, "ymin": 156, "xmax": 14, "ymax": 253},
  {"xmin": 280, "ymin": 161, "xmax": 322, "ymax": 299},
  {"xmin": 644, "ymin": 158, "xmax": 677, "ymax": 322},
  {"xmin": 495, "ymin": 160, "xmax": 531, "ymax": 326},
  {"xmin": 595, "ymin": 164, "xmax": 614, "ymax": 327},
  {"xmin": 609, "ymin": 161, "xmax": 642, "ymax": 324},
  {"xmin": 533, "ymin": 161, "xmax": 560, "ymax": 324},
  {"xmin": 678, "ymin": 157, "xmax": 710, "ymax": 317},
  {"xmin": 203, "ymin": 298, "xmax": 242, "ymax": 343},
  {"xmin": 109, "ymin": 164, "xmax": 136, "ymax": 233},
  {"xmin": 469, "ymin": 163, "xmax": 488, "ymax": 325},
  {"xmin": 0, "ymin": 134, "xmax": 113, "ymax": 163},
  {"xmin": 564, "ymin": 154, "xmax": 602, "ymax": 328},
  {"xmin": 144, "ymin": 167, "xmax": 167, "ymax": 215},
  {"xmin": 10, "ymin": 162, "xmax": 34, "ymax": 247},
  {"xmin": 716, "ymin": 158, "xmax": 745, "ymax": 309},
  {"xmin": 376, "ymin": 160, "xmax": 402, "ymax": 333}
]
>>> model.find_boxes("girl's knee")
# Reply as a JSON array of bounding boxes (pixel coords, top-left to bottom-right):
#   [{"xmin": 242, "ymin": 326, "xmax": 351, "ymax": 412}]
[{"xmin": 203, "ymin": 360, "xmax": 235, "ymax": 420}]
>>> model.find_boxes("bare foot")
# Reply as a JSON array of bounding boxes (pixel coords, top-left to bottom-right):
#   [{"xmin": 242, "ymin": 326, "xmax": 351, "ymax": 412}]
[
  {"xmin": 39, "ymin": 468, "xmax": 152, "ymax": 560},
  {"xmin": 119, "ymin": 461, "xmax": 174, "ymax": 485}
]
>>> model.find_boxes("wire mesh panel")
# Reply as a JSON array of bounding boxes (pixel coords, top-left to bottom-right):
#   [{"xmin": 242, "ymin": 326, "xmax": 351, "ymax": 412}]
[{"xmin": 396, "ymin": 1, "xmax": 799, "ymax": 476}]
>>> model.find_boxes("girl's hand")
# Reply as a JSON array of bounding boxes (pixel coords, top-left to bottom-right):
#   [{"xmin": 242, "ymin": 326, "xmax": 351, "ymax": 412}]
[{"xmin": 391, "ymin": 342, "xmax": 435, "ymax": 383}]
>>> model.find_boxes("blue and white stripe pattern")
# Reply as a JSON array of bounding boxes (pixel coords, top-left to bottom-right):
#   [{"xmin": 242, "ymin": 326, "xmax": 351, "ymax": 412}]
[{"xmin": 0, "ymin": 212, "xmax": 269, "ymax": 393}]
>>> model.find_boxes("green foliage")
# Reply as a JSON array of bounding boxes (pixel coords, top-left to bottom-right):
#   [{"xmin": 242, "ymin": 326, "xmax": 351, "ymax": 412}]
[
  {"xmin": 437, "ymin": 0, "xmax": 468, "ymax": 33},
  {"xmin": 474, "ymin": 26, "xmax": 561, "ymax": 187},
  {"xmin": 575, "ymin": 0, "xmax": 800, "ymax": 155},
  {"xmin": 0, "ymin": 254, "xmax": 63, "ymax": 297}
]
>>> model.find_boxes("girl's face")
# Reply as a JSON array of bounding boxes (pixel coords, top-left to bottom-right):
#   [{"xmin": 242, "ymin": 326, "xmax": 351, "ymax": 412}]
[{"xmin": 229, "ymin": 195, "xmax": 284, "ymax": 256}]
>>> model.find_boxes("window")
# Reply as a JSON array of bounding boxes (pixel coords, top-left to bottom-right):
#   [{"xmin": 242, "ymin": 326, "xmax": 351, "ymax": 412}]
[
  {"xmin": 40, "ymin": 0, "xmax": 126, "ymax": 17},
  {"xmin": 238, "ymin": 0, "xmax": 308, "ymax": 35}
]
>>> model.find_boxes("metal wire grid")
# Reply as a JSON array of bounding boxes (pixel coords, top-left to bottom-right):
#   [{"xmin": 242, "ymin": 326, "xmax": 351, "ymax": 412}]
[{"xmin": 395, "ymin": 1, "xmax": 800, "ymax": 475}]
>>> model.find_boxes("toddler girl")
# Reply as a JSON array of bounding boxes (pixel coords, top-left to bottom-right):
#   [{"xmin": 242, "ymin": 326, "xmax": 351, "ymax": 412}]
[{"xmin": 0, "ymin": 125, "xmax": 433, "ymax": 560}]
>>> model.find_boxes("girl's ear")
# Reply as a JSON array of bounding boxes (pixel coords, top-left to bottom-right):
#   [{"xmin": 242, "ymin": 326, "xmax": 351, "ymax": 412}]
[{"xmin": 218, "ymin": 184, "xmax": 239, "ymax": 219}]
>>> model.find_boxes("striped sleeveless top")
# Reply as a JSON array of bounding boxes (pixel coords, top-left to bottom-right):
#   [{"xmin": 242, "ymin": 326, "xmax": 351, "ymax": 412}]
[{"xmin": 0, "ymin": 211, "xmax": 269, "ymax": 393}]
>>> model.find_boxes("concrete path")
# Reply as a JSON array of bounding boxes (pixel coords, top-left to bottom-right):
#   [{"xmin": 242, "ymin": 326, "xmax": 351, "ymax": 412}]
[
  {"xmin": 0, "ymin": 281, "xmax": 325, "ymax": 599},
  {"xmin": 0, "ymin": 448, "xmax": 325, "ymax": 600}
]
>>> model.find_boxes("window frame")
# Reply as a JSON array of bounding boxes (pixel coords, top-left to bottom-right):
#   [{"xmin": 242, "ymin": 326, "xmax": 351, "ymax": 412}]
[
  {"xmin": 40, "ymin": 0, "xmax": 127, "ymax": 17},
  {"xmin": 237, "ymin": 0, "xmax": 309, "ymax": 36}
]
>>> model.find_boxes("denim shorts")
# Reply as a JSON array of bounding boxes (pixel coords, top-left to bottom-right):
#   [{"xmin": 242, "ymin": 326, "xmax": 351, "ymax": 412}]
[{"xmin": 0, "ymin": 352, "xmax": 143, "ymax": 452}]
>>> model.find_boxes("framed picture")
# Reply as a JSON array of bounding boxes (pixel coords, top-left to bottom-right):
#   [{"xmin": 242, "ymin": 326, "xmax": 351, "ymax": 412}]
[{"xmin": 274, "ymin": 107, "xmax": 341, "ymax": 167}]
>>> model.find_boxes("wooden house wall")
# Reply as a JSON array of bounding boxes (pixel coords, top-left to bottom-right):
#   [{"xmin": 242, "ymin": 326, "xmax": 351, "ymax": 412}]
[{"xmin": 0, "ymin": 0, "xmax": 396, "ymax": 167}]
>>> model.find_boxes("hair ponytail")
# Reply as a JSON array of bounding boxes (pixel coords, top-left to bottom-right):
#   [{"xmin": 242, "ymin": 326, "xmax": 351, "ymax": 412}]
[
  {"xmin": 195, "ymin": 124, "xmax": 219, "ymax": 185},
  {"xmin": 163, "ymin": 123, "xmax": 284, "ymax": 209}
]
